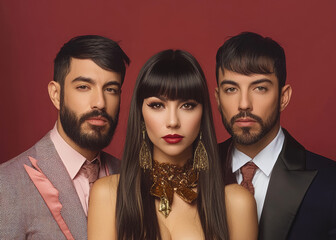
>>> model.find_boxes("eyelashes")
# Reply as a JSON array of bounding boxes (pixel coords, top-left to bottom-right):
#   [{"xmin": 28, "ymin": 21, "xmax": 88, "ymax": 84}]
[
  {"xmin": 181, "ymin": 102, "xmax": 198, "ymax": 110},
  {"xmin": 147, "ymin": 102, "xmax": 164, "ymax": 109},
  {"xmin": 146, "ymin": 101, "xmax": 199, "ymax": 110}
]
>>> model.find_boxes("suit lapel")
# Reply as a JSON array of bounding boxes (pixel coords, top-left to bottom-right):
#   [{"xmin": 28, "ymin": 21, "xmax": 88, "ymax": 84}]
[
  {"xmin": 32, "ymin": 133, "xmax": 87, "ymax": 239},
  {"xmin": 258, "ymin": 130, "xmax": 317, "ymax": 240}
]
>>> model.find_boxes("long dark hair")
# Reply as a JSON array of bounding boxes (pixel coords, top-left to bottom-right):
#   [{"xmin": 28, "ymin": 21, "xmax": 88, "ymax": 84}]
[{"xmin": 116, "ymin": 49, "xmax": 229, "ymax": 239}]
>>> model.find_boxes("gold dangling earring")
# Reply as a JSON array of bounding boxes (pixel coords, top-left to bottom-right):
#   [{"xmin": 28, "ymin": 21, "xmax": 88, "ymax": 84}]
[
  {"xmin": 139, "ymin": 122, "xmax": 152, "ymax": 170},
  {"xmin": 193, "ymin": 131, "xmax": 209, "ymax": 171}
]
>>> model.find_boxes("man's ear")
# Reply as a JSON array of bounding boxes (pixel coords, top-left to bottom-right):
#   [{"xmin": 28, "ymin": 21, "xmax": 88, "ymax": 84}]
[
  {"xmin": 215, "ymin": 87, "xmax": 221, "ymax": 111},
  {"xmin": 279, "ymin": 84, "xmax": 292, "ymax": 112},
  {"xmin": 48, "ymin": 81, "xmax": 61, "ymax": 110}
]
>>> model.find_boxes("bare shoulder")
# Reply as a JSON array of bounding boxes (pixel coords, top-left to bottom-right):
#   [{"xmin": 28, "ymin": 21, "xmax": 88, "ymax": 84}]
[
  {"xmin": 91, "ymin": 174, "xmax": 120, "ymax": 195},
  {"xmin": 225, "ymin": 184, "xmax": 256, "ymax": 208},
  {"xmin": 88, "ymin": 174, "xmax": 120, "ymax": 240},
  {"xmin": 89, "ymin": 174, "xmax": 120, "ymax": 210},
  {"xmin": 225, "ymin": 184, "xmax": 258, "ymax": 240},
  {"xmin": 94, "ymin": 173, "xmax": 120, "ymax": 187}
]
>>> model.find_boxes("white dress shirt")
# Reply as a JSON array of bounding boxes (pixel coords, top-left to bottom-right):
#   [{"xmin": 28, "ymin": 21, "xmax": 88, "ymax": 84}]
[{"xmin": 231, "ymin": 127, "xmax": 285, "ymax": 221}]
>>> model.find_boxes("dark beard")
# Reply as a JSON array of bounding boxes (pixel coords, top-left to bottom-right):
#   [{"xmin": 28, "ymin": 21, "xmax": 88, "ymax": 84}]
[
  {"xmin": 221, "ymin": 106, "xmax": 279, "ymax": 146},
  {"xmin": 60, "ymin": 103, "xmax": 119, "ymax": 152}
]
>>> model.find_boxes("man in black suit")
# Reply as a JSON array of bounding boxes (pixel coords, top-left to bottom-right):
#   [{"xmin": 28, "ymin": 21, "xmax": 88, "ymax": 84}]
[{"xmin": 215, "ymin": 32, "xmax": 336, "ymax": 240}]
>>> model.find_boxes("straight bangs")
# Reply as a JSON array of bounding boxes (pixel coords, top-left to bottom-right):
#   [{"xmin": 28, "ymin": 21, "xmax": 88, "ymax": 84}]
[
  {"xmin": 221, "ymin": 53, "xmax": 274, "ymax": 76},
  {"xmin": 137, "ymin": 51, "xmax": 205, "ymax": 104},
  {"xmin": 216, "ymin": 32, "xmax": 287, "ymax": 87}
]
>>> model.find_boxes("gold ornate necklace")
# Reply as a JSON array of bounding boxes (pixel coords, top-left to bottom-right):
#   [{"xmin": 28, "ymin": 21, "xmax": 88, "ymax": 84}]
[{"xmin": 149, "ymin": 159, "xmax": 199, "ymax": 217}]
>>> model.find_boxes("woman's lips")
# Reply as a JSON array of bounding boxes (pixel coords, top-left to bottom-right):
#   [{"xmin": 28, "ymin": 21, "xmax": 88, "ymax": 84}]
[
  {"xmin": 235, "ymin": 118, "xmax": 257, "ymax": 127},
  {"xmin": 162, "ymin": 134, "xmax": 184, "ymax": 144}
]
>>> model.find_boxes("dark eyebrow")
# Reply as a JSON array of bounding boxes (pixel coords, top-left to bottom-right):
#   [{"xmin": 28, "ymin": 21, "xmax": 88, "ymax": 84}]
[
  {"xmin": 219, "ymin": 80, "xmax": 238, "ymax": 87},
  {"xmin": 219, "ymin": 78, "xmax": 273, "ymax": 87},
  {"xmin": 156, "ymin": 96, "xmax": 168, "ymax": 101},
  {"xmin": 72, "ymin": 76, "xmax": 94, "ymax": 84},
  {"xmin": 103, "ymin": 81, "xmax": 121, "ymax": 89},
  {"xmin": 146, "ymin": 96, "xmax": 168, "ymax": 101},
  {"xmin": 251, "ymin": 79, "xmax": 273, "ymax": 85},
  {"xmin": 71, "ymin": 77, "xmax": 121, "ymax": 88}
]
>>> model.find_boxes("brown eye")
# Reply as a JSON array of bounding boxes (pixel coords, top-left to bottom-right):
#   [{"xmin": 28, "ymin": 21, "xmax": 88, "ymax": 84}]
[
  {"xmin": 76, "ymin": 85, "xmax": 89, "ymax": 90},
  {"xmin": 255, "ymin": 86, "xmax": 268, "ymax": 92},
  {"xmin": 106, "ymin": 87, "xmax": 120, "ymax": 94},
  {"xmin": 224, "ymin": 87, "xmax": 237, "ymax": 93},
  {"xmin": 147, "ymin": 102, "xmax": 164, "ymax": 109},
  {"xmin": 181, "ymin": 102, "xmax": 197, "ymax": 110}
]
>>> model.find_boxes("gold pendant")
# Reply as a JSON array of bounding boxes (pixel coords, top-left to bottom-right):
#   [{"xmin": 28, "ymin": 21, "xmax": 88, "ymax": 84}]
[{"xmin": 159, "ymin": 196, "xmax": 171, "ymax": 218}]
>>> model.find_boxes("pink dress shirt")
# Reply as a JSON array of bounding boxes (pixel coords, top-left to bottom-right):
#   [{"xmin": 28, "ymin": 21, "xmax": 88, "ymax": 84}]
[{"xmin": 50, "ymin": 124, "xmax": 107, "ymax": 215}]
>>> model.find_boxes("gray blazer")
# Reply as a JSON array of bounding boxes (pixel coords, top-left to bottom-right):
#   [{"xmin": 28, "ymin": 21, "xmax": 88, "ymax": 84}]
[{"xmin": 0, "ymin": 132, "xmax": 120, "ymax": 240}]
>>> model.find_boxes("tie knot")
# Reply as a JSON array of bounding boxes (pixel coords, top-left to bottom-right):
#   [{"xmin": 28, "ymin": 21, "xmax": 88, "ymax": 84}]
[
  {"xmin": 80, "ymin": 160, "xmax": 100, "ymax": 187},
  {"xmin": 241, "ymin": 162, "xmax": 258, "ymax": 181},
  {"xmin": 240, "ymin": 162, "xmax": 258, "ymax": 195}
]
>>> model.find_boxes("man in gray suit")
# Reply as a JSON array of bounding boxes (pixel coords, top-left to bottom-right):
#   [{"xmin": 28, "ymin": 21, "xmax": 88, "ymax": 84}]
[{"xmin": 0, "ymin": 35, "xmax": 130, "ymax": 239}]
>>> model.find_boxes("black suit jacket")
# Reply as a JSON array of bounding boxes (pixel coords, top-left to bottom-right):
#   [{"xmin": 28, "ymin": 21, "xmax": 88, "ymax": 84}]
[{"xmin": 218, "ymin": 129, "xmax": 336, "ymax": 240}]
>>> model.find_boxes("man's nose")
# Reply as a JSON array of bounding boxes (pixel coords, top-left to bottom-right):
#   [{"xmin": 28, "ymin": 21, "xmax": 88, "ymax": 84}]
[
  {"xmin": 238, "ymin": 91, "xmax": 252, "ymax": 112},
  {"xmin": 91, "ymin": 89, "xmax": 106, "ymax": 110}
]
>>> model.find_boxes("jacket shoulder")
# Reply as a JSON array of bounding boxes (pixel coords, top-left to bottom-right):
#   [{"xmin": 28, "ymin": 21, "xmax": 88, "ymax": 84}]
[
  {"xmin": 101, "ymin": 151, "xmax": 121, "ymax": 174},
  {"xmin": 0, "ymin": 133, "xmax": 51, "ymax": 172},
  {"xmin": 218, "ymin": 138, "xmax": 232, "ymax": 158},
  {"xmin": 306, "ymin": 150, "xmax": 336, "ymax": 169},
  {"xmin": 0, "ymin": 144, "xmax": 37, "ymax": 173}
]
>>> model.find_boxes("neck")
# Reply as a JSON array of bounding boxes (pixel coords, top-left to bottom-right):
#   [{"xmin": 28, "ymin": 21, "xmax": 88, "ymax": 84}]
[
  {"xmin": 235, "ymin": 122, "xmax": 280, "ymax": 159},
  {"xmin": 56, "ymin": 119, "xmax": 98, "ymax": 161},
  {"xmin": 153, "ymin": 146, "xmax": 193, "ymax": 167}
]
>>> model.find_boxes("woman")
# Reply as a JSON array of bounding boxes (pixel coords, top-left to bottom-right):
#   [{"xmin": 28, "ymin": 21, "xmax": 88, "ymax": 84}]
[{"xmin": 88, "ymin": 50, "xmax": 258, "ymax": 239}]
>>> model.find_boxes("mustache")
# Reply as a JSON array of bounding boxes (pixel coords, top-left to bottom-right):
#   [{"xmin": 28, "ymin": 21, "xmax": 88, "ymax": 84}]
[
  {"xmin": 79, "ymin": 110, "xmax": 114, "ymax": 125},
  {"xmin": 230, "ymin": 111, "xmax": 263, "ymax": 125}
]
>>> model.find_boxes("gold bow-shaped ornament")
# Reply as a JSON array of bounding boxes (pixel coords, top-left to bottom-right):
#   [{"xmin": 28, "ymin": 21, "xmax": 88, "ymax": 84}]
[{"xmin": 150, "ymin": 160, "xmax": 198, "ymax": 217}]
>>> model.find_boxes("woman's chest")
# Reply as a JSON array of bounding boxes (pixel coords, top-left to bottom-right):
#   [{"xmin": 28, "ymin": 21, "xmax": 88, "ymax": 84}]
[{"xmin": 156, "ymin": 195, "xmax": 204, "ymax": 240}]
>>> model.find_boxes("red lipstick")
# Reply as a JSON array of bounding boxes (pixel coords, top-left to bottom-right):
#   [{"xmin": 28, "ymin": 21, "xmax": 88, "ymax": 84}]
[
  {"xmin": 235, "ymin": 118, "xmax": 257, "ymax": 127},
  {"xmin": 162, "ymin": 134, "xmax": 184, "ymax": 144}
]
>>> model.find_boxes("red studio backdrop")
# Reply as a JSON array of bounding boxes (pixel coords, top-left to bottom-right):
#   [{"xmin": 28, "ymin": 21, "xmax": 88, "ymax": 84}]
[{"xmin": 0, "ymin": 0, "xmax": 335, "ymax": 163}]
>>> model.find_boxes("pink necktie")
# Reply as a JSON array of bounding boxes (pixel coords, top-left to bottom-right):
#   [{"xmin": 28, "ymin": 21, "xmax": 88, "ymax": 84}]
[
  {"xmin": 240, "ymin": 162, "xmax": 258, "ymax": 195},
  {"xmin": 80, "ymin": 160, "xmax": 99, "ymax": 188}
]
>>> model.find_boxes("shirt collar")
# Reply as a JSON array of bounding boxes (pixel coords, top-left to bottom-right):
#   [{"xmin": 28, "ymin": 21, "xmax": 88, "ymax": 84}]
[
  {"xmin": 50, "ymin": 123, "xmax": 101, "ymax": 179},
  {"xmin": 232, "ymin": 127, "xmax": 285, "ymax": 176}
]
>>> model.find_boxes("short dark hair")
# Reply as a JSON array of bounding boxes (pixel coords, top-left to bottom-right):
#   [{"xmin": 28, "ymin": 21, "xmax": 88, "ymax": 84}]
[
  {"xmin": 54, "ymin": 35, "xmax": 130, "ymax": 86},
  {"xmin": 216, "ymin": 32, "xmax": 286, "ymax": 89}
]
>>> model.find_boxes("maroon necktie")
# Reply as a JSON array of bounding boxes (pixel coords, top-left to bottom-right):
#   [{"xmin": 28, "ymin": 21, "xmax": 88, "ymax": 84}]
[
  {"xmin": 80, "ymin": 160, "xmax": 99, "ymax": 188},
  {"xmin": 240, "ymin": 162, "xmax": 258, "ymax": 195}
]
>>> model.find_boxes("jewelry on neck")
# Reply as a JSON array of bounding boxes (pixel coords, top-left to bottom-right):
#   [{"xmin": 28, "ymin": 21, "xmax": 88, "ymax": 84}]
[{"xmin": 150, "ymin": 159, "xmax": 198, "ymax": 217}]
